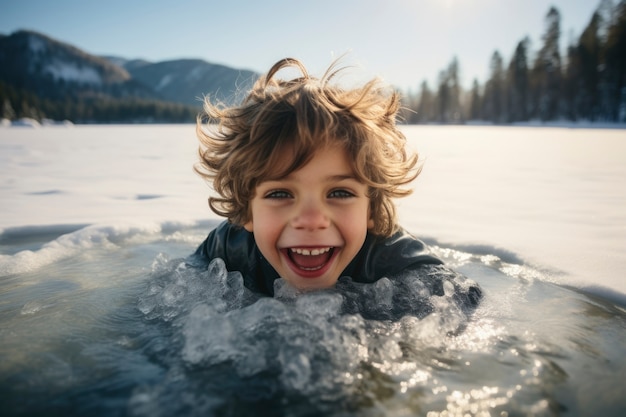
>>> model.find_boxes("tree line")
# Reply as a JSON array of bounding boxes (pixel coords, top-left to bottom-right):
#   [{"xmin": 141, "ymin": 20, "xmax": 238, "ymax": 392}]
[
  {"xmin": 401, "ymin": 0, "xmax": 626, "ymax": 124},
  {"xmin": 0, "ymin": 81, "xmax": 198, "ymax": 124}
]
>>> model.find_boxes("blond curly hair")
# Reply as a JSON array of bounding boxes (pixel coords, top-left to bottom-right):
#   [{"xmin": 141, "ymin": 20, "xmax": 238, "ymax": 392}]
[{"xmin": 195, "ymin": 57, "xmax": 419, "ymax": 237}]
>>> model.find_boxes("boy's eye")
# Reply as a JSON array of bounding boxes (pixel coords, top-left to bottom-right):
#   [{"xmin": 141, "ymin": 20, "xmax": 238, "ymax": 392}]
[
  {"xmin": 328, "ymin": 189, "xmax": 355, "ymax": 199},
  {"xmin": 264, "ymin": 190, "xmax": 292, "ymax": 199}
]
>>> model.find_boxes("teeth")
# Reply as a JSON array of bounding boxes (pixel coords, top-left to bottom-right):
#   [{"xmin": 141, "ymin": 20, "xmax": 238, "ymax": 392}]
[{"xmin": 291, "ymin": 247, "xmax": 332, "ymax": 256}]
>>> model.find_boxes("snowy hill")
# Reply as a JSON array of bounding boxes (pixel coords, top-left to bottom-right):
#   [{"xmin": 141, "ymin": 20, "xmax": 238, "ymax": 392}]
[{"xmin": 106, "ymin": 57, "xmax": 258, "ymax": 107}]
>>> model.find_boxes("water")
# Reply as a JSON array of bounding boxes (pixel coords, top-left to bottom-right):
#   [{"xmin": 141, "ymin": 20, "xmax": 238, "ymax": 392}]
[
  {"xmin": 1, "ymin": 221, "xmax": 625, "ymax": 416},
  {"xmin": 1, "ymin": 124, "xmax": 625, "ymax": 415}
]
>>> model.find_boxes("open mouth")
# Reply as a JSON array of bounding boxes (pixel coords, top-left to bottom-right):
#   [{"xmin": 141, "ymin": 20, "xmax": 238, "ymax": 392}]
[{"xmin": 285, "ymin": 247, "xmax": 335, "ymax": 274}]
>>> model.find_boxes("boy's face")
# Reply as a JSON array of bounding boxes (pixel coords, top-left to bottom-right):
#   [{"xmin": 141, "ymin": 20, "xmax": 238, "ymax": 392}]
[{"xmin": 244, "ymin": 144, "xmax": 374, "ymax": 291}]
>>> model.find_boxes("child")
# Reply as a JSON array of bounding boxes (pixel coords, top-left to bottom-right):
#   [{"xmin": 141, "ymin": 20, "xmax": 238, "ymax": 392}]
[{"xmin": 193, "ymin": 57, "xmax": 480, "ymax": 304}]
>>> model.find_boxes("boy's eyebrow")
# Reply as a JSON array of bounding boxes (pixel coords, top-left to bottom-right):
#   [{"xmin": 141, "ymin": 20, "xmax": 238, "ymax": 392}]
[
  {"xmin": 262, "ymin": 173, "xmax": 359, "ymax": 183},
  {"xmin": 327, "ymin": 174, "xmax": 359, "ymax": 182}
]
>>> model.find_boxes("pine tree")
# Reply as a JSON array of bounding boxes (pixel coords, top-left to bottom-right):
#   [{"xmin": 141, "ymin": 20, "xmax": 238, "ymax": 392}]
[
  {"xmin": 603, "ymin": 0, "xmax": 626, "ymax": 121},
  {"xmin": 563, "ymin": 41, "xmax": 583, "ymax": 120},
  {"xmin": 532, "ymin": 7, "xmax": 563, "ymax": 121},
  {"xmin": 578, "ymin": 12, "xmax": 603, "ymax": 120},
  {"xmin": 435, "ymin": 58, "xmax": 463, "ymax": 123},
  {"xmin": 468, "ymin": 79, "xmax": 482, "ymax": 121},
  {"xmin": 483, "ymin": 51, "xmax": 506, "ymax": 123},
  {"xmin": 417, "ymin": 80, "xmax": 435, "ymax": 123},
  {"xmin": 507, "ymin": 38, "xmax": 530, "ymax": 122}
]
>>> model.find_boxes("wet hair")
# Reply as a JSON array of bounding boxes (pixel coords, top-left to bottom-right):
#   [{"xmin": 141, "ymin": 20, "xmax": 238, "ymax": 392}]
[{"xmin": 195, "ymin": 57, "xmax": 419, "ymax": 237}]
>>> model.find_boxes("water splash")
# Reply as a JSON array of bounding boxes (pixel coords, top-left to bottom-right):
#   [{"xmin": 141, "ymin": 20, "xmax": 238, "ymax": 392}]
[{"xmin": 131, "ymin": 256, "xmax": 482, "ymax": 415}]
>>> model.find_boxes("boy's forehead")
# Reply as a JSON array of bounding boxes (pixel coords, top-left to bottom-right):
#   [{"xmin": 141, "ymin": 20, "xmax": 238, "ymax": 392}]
[{"xmin": 261, "ymin": 141, "xmax": 351, "ymax": 181}]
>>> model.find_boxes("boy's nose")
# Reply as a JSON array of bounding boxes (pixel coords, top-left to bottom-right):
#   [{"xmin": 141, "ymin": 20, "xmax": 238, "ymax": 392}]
[{"xmin": 291, "ymin": 201, "xmax": 330, "ymax": 230}]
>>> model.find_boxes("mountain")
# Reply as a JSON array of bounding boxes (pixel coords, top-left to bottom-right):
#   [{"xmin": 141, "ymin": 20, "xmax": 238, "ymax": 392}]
[
  {"xmin": 0, "ymin": 30, "xmax": 260, "ymax": 123},
  {"xmin": 106, "ymin": 57, "xmax": 258, "ymax": 107},
  {"xmin": 0, "ymin": 30, "xmax": 157, "ymax": 102}
]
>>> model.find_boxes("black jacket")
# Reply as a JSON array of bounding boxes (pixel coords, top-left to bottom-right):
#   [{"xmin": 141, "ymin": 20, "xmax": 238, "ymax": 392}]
[{"xmin": 192, "ymin": 221, "xmax": 448, "ymax": 296}]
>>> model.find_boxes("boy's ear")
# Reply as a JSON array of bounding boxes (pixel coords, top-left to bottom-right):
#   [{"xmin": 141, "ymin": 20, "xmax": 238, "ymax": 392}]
[
  {"xmin": 243, "ymin": 220, "xmax": 253, "ymax": 232},
  {"xmin": 367, "ymin": 218, "xmax": 375, "ymax": 230}
]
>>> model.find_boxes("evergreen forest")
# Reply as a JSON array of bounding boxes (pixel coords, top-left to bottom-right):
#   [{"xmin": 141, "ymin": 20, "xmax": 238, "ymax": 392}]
[{"xmin": 401, "ymin": 1, "xmax": 626, "ymax": 124}]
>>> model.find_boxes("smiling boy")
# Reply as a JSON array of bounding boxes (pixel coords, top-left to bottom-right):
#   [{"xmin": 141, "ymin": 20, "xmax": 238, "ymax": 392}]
[
  {"xmin": 193, "ymin": 58, "xmax": 479, "ymax": 302},
  {"xmin": 243, "ymin": 144, "xmax": 372, "ymax": 290}
]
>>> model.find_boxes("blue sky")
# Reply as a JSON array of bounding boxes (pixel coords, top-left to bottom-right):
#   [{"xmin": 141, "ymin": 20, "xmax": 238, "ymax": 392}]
[{"xmin": 1, "ymin": 0, "xmax": 600, "ymax": 90}]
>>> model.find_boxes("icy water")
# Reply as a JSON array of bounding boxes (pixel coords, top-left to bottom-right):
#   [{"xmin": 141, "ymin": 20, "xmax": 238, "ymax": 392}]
[
  {"xmin": 1, "ymin": 124, "xmax": 626, "ymax": 416},
  {"xmin": 1, "ymin": 221, "xmax": 625, "ymax": 416}
]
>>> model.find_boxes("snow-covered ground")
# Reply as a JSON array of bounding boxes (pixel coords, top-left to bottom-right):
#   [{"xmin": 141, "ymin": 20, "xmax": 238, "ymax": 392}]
[{"xmin": 1, "ymin": 124, "xmax": 624, "ymax": 297}]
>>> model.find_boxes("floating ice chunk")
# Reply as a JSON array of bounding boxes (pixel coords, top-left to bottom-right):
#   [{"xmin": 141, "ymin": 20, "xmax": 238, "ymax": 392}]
[
  {"xmin": 202, "ymin": 258, "xmax": 249, "ymax": 309},
  {"xmin": 242, "ymin": 297, "xmax": 290, "ymax": 324},
  {"xmin": 139, "ymin": 255, "xmax": 259, "ymax": 323},
  {"xmin": 223, "ymin": 270, "xmax": 244, "ymax": 307},
  {"xmin": 161, "ymin": 284, "xmax": 186, "ymax": 307},
  {"xmin": 373, "ymin": 277, "xmax": 394, "ymax": 308},
  {"xmin": 443, "ymin": 279, "xmax": 455, "ymax": 297},
  {"xmin": 207, "ymin": 257, "xmax": 228, "ymax": 285},
  {"xmin": 320, "ymin": 313, "xmax": 369, "ymax": 372},
  {"xmin": 295, "ymin": 291, "xmax": 343, "ymax": 321},
  {"xmin": 339, "ymin": 277, "xmax": 396, "ymax": 320},
  {"xmin": 401, "ymin": 273, "xmax": 431, "ymax": 299},
  {"xmin": 181, "ymin": 297, "xmax": 292, "ymax": 376},
  {"xmin": 182, "ymin": 303, "xmax": 233, "ymax": 366},
  {"xmin": 273, "ymin": 278, "xmax": 301, "ymax": 302}
]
